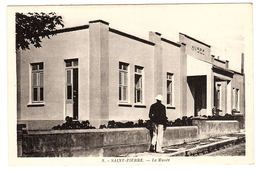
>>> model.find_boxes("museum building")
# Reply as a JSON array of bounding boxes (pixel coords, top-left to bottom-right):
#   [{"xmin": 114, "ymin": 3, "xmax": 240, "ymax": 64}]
[{"xmin": 17, "ymin": 20, "xmax": 245, "ymax": 130}]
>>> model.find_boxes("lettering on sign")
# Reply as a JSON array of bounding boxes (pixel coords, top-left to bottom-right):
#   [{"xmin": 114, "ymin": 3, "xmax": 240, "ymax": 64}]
[{"xmin": 191, "ymin": 45, "xmax": 205, "ymax": 55}]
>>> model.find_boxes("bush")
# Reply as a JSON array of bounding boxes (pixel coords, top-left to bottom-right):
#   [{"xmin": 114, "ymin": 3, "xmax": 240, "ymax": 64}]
[
  {"xmin": 206, "ymin": 113, "xmax": 235, "ymax": 120},
  {"xmin": 99, "ymin": 124, "xmax": 107, "ymax": 129},
  {"xmin": 106, "ymin": 120, "xmax": 141, "ymax": 128},
  {"xmin": 195, "ymin": 113, "xmax": 237, "ymax": 120},
  {"xmin": 165, "ymin": 116, "xmax": 193, "ymax": 127},
  {"xmin": 99, "ymin": 119, "xmax": 151, "ymax": 129},
  {"xmin": 52, "ymin": 113, "xmax": 238, "ymax": 130},
  {"xmin": 52, "ymin": 116, "xmax": 96, "ymax": 130},
  {"xmin": 99, "ymin": 117, "xmax": 193, "ymax": 129}
]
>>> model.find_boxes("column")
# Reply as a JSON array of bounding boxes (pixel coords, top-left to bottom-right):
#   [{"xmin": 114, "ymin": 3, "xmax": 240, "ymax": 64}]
[
  {"xmin": 89, "ymin": 20, "xmax": 109, "ymax": 121},
  {"xmin": 206, "ymin": 72, "xmax": 214, "ymax": 115},
  {"xmin": 149, "ymin": 32, "xmax": 162, "ymax": 97},
  {"xmin": 222, "ymin": 81, "xmax": 227, "ymax": 115},
  {"xmin": 226, "ymin": 81, "xmax": 232, "ymax": 114},
  {"xmin": 180, "ymin": 43, "xmax": 187, "ymax": 116}
]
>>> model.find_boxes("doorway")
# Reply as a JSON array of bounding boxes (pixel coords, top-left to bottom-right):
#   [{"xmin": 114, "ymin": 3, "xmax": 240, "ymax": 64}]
[
  {"xmin": 65, "ymin": 59, "xmax": 78, "ymax": 120},
  {"xmin": 187, "ymin": 76, "xmax": 207, "ymax": 116}
]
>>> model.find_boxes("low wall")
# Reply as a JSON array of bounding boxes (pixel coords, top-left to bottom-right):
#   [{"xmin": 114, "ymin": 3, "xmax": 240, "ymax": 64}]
[
  {"xmin": 20, "ymin": 120, "xmax": 240, "ymax": 157},
  {"xmin": 234, "ymin": 115, "xmax": 245, "ymax": 129},
  {"xmin": 22, "ymin": 128, "xmax": 150, "ymax": 157},
  {"xmin": 21, "ymin": 126, "xmax": 198, "ymax": 157},
  {"xmin": 163, "ymin": 126, "xmax": 198, "ymax": 146},
  {"xmin": 192, "ymin": 120, "xmax": 240, "ymax": 138}
]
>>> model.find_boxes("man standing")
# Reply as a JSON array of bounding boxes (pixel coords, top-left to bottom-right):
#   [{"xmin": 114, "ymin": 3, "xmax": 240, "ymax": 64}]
[{"xmin": 148, "ymin": 95, "xmax": 168, "ymax": 153}]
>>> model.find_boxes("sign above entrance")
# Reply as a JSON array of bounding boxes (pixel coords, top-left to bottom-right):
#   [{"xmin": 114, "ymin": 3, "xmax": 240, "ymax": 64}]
[
  {"xmin": 191, "ymin": 45, "xmax": 205, "ymax": 56},
  {"xmin": 179, "ymin": 33, "xmax": 211, "ymax": 63}
]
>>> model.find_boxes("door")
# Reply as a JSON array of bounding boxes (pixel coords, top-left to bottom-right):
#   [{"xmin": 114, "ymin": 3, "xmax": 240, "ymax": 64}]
[
  {"xmin": 65, "ymin": 59, "xmax": 78, "ymax": 120},
  {"xmin": 194, "ymin": 87, "xmax": 202, "ymax": 116},
  {"xmin": 73, "ymin": 68, "xmax": 78, "ymax": 119}
]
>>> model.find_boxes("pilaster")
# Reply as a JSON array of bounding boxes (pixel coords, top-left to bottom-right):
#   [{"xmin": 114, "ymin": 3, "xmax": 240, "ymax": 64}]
[{"xmin": 89, "ymin": 20, "xmax": 109, "ymax": 121}]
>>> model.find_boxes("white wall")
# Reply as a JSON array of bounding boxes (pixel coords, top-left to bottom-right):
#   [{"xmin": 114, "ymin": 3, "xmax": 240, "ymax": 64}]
[{"xmin": 18, "ymin": 29, "xmax": 90, "ymax": 121}]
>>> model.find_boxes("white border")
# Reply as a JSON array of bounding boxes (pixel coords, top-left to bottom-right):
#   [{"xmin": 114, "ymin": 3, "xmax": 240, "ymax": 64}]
[{"xmin": 1, "ymin": 0, "xmax": 259, "ymax": 171}]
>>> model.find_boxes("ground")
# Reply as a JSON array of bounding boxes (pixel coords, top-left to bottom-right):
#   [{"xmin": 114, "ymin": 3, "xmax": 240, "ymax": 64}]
[
  {"xmin": 204, "ymin": 143, "xmax": 245, "ymax": 156},
  {"xmin": 124, "ymin": 133, "xmax": 245, "ymax": 157}
]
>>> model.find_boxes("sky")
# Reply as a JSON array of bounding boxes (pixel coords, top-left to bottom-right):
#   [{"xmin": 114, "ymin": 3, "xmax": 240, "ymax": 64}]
[
  {"xmin": 15, "ymin": 4, "xmax": 253, "ymax": 72},
  {"xmin": 52, "ymin": 4, "xmax": 252, "ymax": 73}
]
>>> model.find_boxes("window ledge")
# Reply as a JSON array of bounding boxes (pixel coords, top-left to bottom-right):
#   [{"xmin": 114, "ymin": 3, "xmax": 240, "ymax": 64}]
[
  {"xmin": 27, "ymin": 103, "xmax": 45, "ymax": 107},
  {"xmin": 118, "ymin": 103, "xmax": 132, "ymax": 107},
  {"xmin": 167, "ymin": 106, "xmax": 176, "ymax": 109},
  {"xmin": 134, "ymin": 104, "xmax": 146, "ymax": 108}
]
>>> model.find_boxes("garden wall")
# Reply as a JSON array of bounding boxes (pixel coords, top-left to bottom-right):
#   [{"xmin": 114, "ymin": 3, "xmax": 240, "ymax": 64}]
[
  {"xmin": 192, "ymin": 119, "xmax": 240, "ymax": 138},
  {"xmin": 21, "ymin": 128, "xmax": 150, "ymax": 157},
  {"xmin": 20, "ymin": 126, "xmax": 198, "ymax": 157},
  {"xmin": 19, "ymin": 120, "xmax": 240, "ymax": 157},
  {"xmin": 163, "ymin": 126, "xmax": 198, "ymax": 146}
]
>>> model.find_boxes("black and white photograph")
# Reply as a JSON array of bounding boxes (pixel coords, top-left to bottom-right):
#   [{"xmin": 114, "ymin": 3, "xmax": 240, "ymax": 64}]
[{"xmin": 6, "ymin": 2, "xmax": 254, "ymax": 165}]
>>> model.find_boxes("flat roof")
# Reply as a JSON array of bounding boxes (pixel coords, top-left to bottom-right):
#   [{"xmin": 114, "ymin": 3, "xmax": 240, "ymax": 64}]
[
  {"xmin": 212, "ymin": 65, "xmax": 234, "ymax": 78},
  {"xmin": 109, "ymin": 27, "xmax": 155, "ymax": 46},
  {"xmin": 40, "ymin": 25, "xmax": 89, "ymax": 36},
  {"xmin": 179, "ymin": 32, "xmax": 211, "ymax": 48},
  {"xmin": 214, "ymin": 58, "xmax": 226, "ymax": 64},
  {"xmin": 161, "ymin": 37, "xmax": 181, "ymax": 47},
  {"xmin": 230, "ymin": 69, "xmax": 244, "ymax": 76}
]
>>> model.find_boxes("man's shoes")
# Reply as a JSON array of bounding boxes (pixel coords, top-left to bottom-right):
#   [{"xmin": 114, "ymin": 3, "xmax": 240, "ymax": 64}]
[
  {"xmin": 156, "ymin": 150, "xmax": 164, "ymax": 153},
  {"xmin": 149, "ymin": 145, "xmax": 155, "ymax": 152}
]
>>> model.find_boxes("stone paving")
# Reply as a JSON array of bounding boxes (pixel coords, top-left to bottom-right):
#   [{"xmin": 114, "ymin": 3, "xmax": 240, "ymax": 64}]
[
  {"xmin": 122, "ymin": 133, "xmax": 245, "ymax": 157},
  {"xmin": 204, "ymin": 142, "xmax": 245, "ymax": 156}
]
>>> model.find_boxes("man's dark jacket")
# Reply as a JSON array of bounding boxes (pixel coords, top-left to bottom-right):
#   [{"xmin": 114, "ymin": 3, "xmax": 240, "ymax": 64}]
[{"xmin": 149, "ymin": 101, "xmax": 168, "ymax": 125}]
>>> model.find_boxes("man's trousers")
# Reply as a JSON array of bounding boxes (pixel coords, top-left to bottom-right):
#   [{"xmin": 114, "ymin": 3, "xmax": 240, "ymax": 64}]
[{"xmin": 151, "ymin": 123, "xmax": 164, "ymax": 152}]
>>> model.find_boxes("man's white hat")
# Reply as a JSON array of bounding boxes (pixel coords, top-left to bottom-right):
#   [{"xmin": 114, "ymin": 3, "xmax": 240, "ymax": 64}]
[{"xmin": 155, "ymin": 94, "xmax": 163, "ymax": 101}]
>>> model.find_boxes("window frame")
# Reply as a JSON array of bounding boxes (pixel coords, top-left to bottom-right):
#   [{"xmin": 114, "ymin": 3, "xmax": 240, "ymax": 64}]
[
  {"xmin": 232, "ymin": 87, "xmax": 240, "ymax": 111},
  {"xmin": 236, "ymin": 88, "xmax": 240, "ymax": 111},
  {"xmin": 30, "ymin": 62, "xmax": 44, "ymax": 103},
  {"xmin": 166, "ymin": 72, "xmax": 174, "ymax": 107},
  {"xmin": 65, "ymin": 59, "xmax": 78, "ymax": 103},
  {"xmin": 216, "ymin": 84, "xmax": 222, "ymax": 110},
  {"xmin": 119, "ymin": 62, "xmax": 130, "ymax": 104},
  {"xmin": 134, "ymin": 65, "xmax": 144, "ymax": 104}
]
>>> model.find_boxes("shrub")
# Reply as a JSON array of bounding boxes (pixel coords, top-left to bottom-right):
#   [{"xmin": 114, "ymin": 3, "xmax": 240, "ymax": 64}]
[
  {"xmin": 99, "ymin": 124, "xmax": 107, "ymax": 129},
  {"xmin": 206, "ymin": 113, "xmax": 235, "ymax": 120},
  {"xmin": 52, "ymin": 116, "xmax": 96, "ymax": 130},
  {"xmin": 165, "ymin": 116, "xmax": 193, "ymax": 127},
  {"xmin": 106, "ymin": 120, "xmax": 136, "ymax": 128},
  {"xmin": 52, "ymin": 113, "xmax": 239, "ymax": 130},
  {"xmin": 99, "ymin": 119, "xmax": 151, "ymax": 129},
  {"xmin": 99, "ymin": 117, "xmax": 193, "ymax": 129}
]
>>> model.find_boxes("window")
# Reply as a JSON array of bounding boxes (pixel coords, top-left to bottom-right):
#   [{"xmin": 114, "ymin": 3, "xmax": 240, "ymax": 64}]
[
  {"xmin": 216, "ymin": 84, "xmax": 221, "ymax": 109},
  {"xmin": 135, "ymin": 66, "xmax": 144, "ymax": 104},
  {"xmin": 232, "ymin": 88, "xmax": 240, "ymax": 111},
  {"xmin": 31, "ymin": 63, "xmax": 44, "ymax": 102},
  {"xmin": 232, "ymin": 88, "xmax": 235, "ymax": 109},
  {"xmin": 237, "ymin": 89, "xmax": 240, "ymax": 111},
  {"xmin": 167, "ymin": 73, "xmax": 174, "ymax": 106},
  {"xmin": 65, "ymin": 59, "xmax": 78, "ymax": 100},
  {"xmin": 66, "ymin": 70, "xmax": 72, "ymax": 100},
  {"xmin": 119, "ymin": 62, "xmax": 129, "ymax": 102},
  {"xmin": 65, "ymin": 59, "xmax": 78, "ymax": 68}
]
